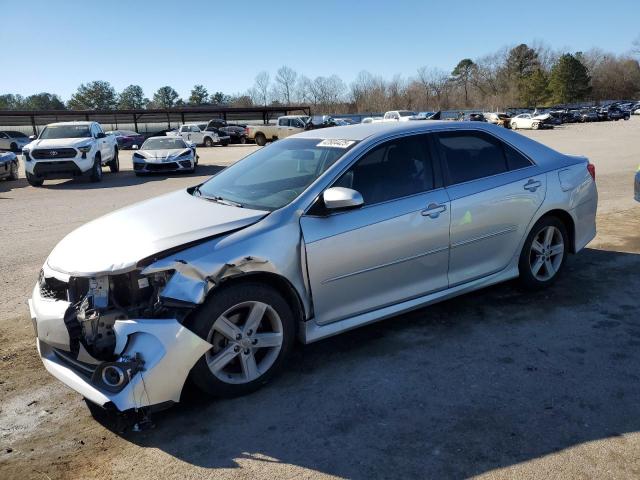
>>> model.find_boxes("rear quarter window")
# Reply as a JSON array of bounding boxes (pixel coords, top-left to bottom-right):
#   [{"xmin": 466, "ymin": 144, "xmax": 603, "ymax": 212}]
[{"xmin": 438, "ymin": 131, "xmax": 507, "ymax": 184}]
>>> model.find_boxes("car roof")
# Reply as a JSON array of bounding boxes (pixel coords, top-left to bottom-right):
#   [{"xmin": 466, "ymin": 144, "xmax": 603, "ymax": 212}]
[
  {"xmin": 47, "ymin": 121, "xmax": 94, "ymax": 126},
  {"xmin": 294, "ymin": 120, "xmax": 565, "ymax": 167}
]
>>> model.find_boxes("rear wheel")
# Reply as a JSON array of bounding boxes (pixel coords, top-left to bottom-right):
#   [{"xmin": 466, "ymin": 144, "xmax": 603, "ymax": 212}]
[
  {"xmin": 90, "ymin": 156, "xmax": 103, "ymax": 182},
  {"xmin": 239, "ymin": 136, "xmax": 247, "ymax": 144},
  {"xmin": 9, "ymin": 142, "xmax": 17, "ymax": 152},
  {"xmin": 254, "ymin": 133, "xmax": 267, "ymax": 146},
  {"xmin": 109, "ymin": 149, "xmax": 119, "ymax": 173},
  {"xmin": 204, "ymin": 137, "xmax": 214, "ymax": 147},
  {"xmin": 188, "ymin": 283, "xmax": 295, "ymax": 398},
  {"xmin": 518, "ymin": 216, "xmax": 568, "ymax": 290},
  {"xmin": 26, "ymin": 172, "xmax": 43, "ymax": 187}
]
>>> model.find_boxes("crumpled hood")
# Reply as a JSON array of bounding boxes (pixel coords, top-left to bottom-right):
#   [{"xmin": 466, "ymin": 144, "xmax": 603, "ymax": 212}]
[
  {"xmin": 47, "ymin": 189, "xmax": 268, "ymax": 276},
  {"xmin": 30, "ymin": 137, "xmax": 93, "ymax": 149}
]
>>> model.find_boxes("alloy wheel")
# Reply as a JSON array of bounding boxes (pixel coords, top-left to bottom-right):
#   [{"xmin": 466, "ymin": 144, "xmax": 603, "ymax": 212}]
[
  {"xmin": 529, "ymin": 225, "xmax": 564, "ymax": 281},
  {"xmin": 205, "ymin": 301, "xmax": 283, "ymax": 384}
]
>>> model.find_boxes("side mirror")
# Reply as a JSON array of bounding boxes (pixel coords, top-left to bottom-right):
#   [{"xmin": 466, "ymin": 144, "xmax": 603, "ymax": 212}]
[
  {"xmin": 29, "ymin": 135, "xmax": 36, "ymax": 140},
  {"xmin": 96, "ymin": 132, "xmax": 106, "ymax": 139},
  {"xmin": 323, "ymin": 187, "xmax": 364, "ymax": 210},
  {"xmin": 132, "ymin": 145, "xmax": 139, "ymax": 150}
]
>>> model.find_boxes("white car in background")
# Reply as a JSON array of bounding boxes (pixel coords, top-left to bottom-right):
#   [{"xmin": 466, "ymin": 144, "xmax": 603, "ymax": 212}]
[
  {"xmin": 361, "ymin": 117, "xmax": 384, "ymax": 124},
  {"xmin": 22, "ymin": 121, "xmax": 119, "ymax": 186},
  {"xmin": 172, "ymin": 124, "xmax": 223, "ymax": 147},
  {"xmin": 382, "ymin": 110, "xmax": 418, "ymax": 122},
  {"xmin": 510, "ymin": 113, "xmax": 545, "ymax": 130},
  {"xmin": 0, "ymin": 130, "xmax": 32, "ymax": 151}
]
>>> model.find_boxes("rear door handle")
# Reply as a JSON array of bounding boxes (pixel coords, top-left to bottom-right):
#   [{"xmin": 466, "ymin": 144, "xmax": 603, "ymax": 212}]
[
  {"xmin": 523, "ymin": 179, "xmax": 542, "ymax": 192},
  {"xmin": 422, "ymin": 203, "xmax": 447, "ymax": 218}
]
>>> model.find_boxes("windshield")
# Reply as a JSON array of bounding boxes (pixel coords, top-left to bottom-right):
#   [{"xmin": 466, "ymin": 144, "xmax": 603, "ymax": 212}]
[
  {"xmin": 40, "ymin": 125, "xmax": 91, "ymax": 139},
  {"xmin": 142, "ymin": 137, "xmax": 187, "ymax": 150},
  {"xmin": 3, "ymin": 131, "xmax": 27, "ymax": 138},
  {"xmin": 195, "ymin": 137, "xmax": 357, "ymax": 211}
]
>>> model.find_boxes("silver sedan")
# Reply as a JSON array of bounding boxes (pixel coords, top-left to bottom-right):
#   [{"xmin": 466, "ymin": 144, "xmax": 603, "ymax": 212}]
[{"xmin": 29, "ymin": 121, "xmax": 597, "ymax": 413}]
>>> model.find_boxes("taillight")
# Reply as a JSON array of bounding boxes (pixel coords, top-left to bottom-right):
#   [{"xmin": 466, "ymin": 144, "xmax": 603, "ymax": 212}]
[{"xmin": 587, "ymin": 163, "xmax": 596, "ymax": 181}]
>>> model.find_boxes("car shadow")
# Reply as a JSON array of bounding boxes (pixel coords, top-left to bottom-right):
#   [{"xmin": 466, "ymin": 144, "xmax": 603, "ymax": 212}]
[
  {"xmin": 96, "ymin": 247, "xmax": 640, "ymax": 478},
  {"xmin": 0, "ymin": 177, "xmax": 32, "ymax": 195},
  {"xmin": 39, "ymin": 165, "xmax": 226, "ymax": 190}
]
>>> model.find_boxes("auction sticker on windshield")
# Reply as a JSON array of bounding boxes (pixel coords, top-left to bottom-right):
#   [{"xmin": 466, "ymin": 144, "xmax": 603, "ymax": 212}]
[{"xmin": 316, "ymin": 139, "xmax": 356, "ymax": 148}]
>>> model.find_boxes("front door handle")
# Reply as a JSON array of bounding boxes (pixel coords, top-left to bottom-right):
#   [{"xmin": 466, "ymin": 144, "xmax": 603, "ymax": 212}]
[
  {"xmin": 524, "ymin": 179, "xmax": 542, "ymax": 192},
  {"xmin": 422, "ymin": 203, "xmax": 447, "ymax": 219}
]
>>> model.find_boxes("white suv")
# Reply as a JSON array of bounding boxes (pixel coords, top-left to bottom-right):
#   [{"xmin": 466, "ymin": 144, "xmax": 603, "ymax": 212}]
[{"xmin": 22, "ymin": 121, "xmax": 119, "ymax": 186}]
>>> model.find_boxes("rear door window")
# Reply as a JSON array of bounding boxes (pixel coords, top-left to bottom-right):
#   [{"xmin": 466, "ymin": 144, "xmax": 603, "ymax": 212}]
[{"xmin": 437, "ymin": 131, "xmax": 508, "ymax": 184}]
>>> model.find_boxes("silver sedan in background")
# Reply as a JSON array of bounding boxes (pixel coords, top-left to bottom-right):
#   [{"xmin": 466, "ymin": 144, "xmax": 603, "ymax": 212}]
[{"xmin": 29, "ymin": 121, "xmax": 597, "ymax": 414}]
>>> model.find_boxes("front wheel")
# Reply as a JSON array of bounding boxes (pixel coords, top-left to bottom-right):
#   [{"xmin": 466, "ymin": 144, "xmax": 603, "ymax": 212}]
[
  {"xmin": 204, "ymin": 137, "xmax": 214, "ymax": 147},
  {"xmin": 518, "ymin": 216, "xmax": 568, "ymax": 290},
  {"xmin": 90, "ymin": 156, "xmax": 103, "ymax": 182},
  {"xmin": 109, "ymin": 149, "xmax": 119, "ymax": 173},
  {"xmin": 188, "ymin": 283, "xmax": 295, "ymax": 398},
  {"xmin": 511, "ymin": 122, "xmax": 518, "ymax": 130},
  {"xmin": 26, "ymin": 172, "xmax": 43, "ymax": 186},
  {"xmin": 8, "ymin": 161, "xmax": 19, "ymax": 180}
]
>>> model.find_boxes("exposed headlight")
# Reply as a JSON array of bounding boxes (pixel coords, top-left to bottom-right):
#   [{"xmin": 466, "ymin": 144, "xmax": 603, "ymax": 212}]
[
  {"xmin": 177, "ymin": 149, "xmax": 192, "ymax": 159},
  {"xmin": 132, "ymin": 152, "xmax": 146, "ymax": 160},
  {"xmin": 22, "ymin": 148, "xmax": 31, "ymax": 161},
  {"xmin": 78, "ymin": 144, "xmax": 92, "ymax": 153}
]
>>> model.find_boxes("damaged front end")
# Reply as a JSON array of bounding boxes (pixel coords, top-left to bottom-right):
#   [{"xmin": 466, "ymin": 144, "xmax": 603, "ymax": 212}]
[{"xmin": 30, "ymin": 265, "xmax": 211, "ymax": 412}]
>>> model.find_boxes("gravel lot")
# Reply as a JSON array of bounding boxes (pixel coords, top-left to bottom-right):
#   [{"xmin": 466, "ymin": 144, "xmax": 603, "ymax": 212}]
[{"xmin": 1, "ymin": 120, "xmax": 639, "ymax": 480}]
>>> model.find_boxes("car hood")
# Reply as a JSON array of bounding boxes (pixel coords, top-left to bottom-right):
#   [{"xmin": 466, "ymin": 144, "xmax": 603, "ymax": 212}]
[
  {"xmin": 46, "ymin": 189, "xmax": 268, "ymax": 276},
  {"xmin": 138, "ymin": 148, "xmax": 190, "ymax": 159},
  {"xmin": 29, "ymin": 138, "xmax": 93, "ymax": 149}
]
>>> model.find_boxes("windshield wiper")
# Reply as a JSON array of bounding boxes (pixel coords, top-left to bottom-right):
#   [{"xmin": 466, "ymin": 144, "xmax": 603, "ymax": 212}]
[{"xmin": 192, "ymin": 186, "xmax": 243, "ymax": 207}]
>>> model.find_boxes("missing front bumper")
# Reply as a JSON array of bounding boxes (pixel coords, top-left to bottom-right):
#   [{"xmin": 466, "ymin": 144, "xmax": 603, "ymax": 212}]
[{"xmin": 36, "ymin": 318, "xmax": 212, "ymax": 412}]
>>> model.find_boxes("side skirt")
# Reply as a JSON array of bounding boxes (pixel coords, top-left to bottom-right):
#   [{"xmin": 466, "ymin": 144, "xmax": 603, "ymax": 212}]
[{"xmin": 300, "ymin": 266, "xmax": 519, "ymax": 344}]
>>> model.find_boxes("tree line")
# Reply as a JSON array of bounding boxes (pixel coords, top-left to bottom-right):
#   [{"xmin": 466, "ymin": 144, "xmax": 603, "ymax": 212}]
[{"xmin": 1, "ymin": 40, "xmax": 639, "ymax": 114}]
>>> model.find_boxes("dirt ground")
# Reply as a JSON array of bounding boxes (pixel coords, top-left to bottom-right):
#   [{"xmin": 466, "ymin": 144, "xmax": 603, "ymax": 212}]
[{"xmin": 1, "ymin": 120, "xmax": 639, "ymax": 480}]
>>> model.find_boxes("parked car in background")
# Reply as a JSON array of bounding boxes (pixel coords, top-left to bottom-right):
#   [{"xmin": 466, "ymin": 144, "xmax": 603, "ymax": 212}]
[
  {"xmin": 172, "ymin": 123, "xmax": 227, "ymax": 147},
  {"xmin": 29, "ymin": 121, "xmax": 597, "ymax": 413},
  {"xmin": 382, "ymin": 110, "xmax": 418, "ymax": 122},
  {"xmin": 306, "ymin": 115, "xmax": 337, "ymax": 130},
  {"xmin": 245, "ymin": 115, "xmax": 309, "ymax": 146},
  {"xmin": 22, "ymin": 121, "xmax": 118, "ymax": 186},
  {"xmin": 361, "ymin": 117, "xmax": 384, "ymax": 124},
  {"xmin": 0, "ymin": 151, "xmax": 19, "ymax": 180},
  {"xmin": 510, "ymin": 113, "xmax": 543, "ymax": 130},
  {"xmin": 218, "ymin": 125, "xmax": 248, "ymax": 144},
  {"xmin": 106, "ymin": 130, "xmax": 145, "ymax": 149},
  {"xmin": 483, "ymin": 112, "xmax": 511, "ymax": 128},
  {"xmin": 464, "ymin": 113, "xmax": 486, "ymax": 122},
  {"xmin": 579, "ymin": 109, "xmax": 599, "ymax": 122},
  {"xmin": 632, "ymin": 103, "xmax": 640, "ymax": 115},
  {"xmin": 0, "ymin": 130, "xmax": 32, "ymax": 152},
  {"xmin": 606, "ymin": 106, "xmax": 631, "ymax": 121},
  {"xmin": 132, "ymin": 136, "xmax": 197, "ymax": 175}
]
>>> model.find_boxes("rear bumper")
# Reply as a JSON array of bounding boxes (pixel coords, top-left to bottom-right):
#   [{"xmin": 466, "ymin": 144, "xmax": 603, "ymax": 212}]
[{"xmin": 30, "ymin": 284, "xmax": 211, "ymax": 412}]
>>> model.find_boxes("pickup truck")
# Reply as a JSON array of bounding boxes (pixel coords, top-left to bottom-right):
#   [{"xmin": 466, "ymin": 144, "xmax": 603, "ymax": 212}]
[
  {"xmin": 171, "ymin": 123, "xmax": 228, "ymax": 147},
  {"xmin": 245, "ymin": 115, "xmax": 309, "ymax": 146},
  {"xmin": 22, "ymin": 121, "xmax": 118, "ymax": 186}
]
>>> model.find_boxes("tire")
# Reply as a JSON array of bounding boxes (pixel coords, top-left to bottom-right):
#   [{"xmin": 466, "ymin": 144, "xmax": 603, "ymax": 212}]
[
  {"xmin": 109, "ymin": 148, "xmax": 119, "ymax": 173},
  {"xmin": 239, "ymin": 136, "xmax": 247, "ymax": 145},
  {"xmin": 204, "ymin": 137, "xmax": 214, "ymax": 148},
  {"xmin": 254, "ymin": 133, "xmax": 267, "ymax": 147},
  {"xmin": 90, "ymin": 156, "xmax": 103, "ymax": 183},
  {"xmin": 8, "ymin": 161, "xmax": 19, "ymax": 180},
  {"xmin": 9, "ymin": 142, "xmax": 17, "ymax": 152},
  {"xmin": 511, "ymin": 122, "xmax": 517, "ymax": 130},
  {"xmin": 26, "ymin": 172, "xmax": 43, "ymax": 187},
  {"xmin": 188, "ymin": 282, "xmax": 296, "ymax": 398},
  {"xmin": 222, "ymin": 141, "xmax": 229, "ymax": 147},
  {"xmin": 518, "ymin": 216, "xmax": 569, "ymax": 290}
]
